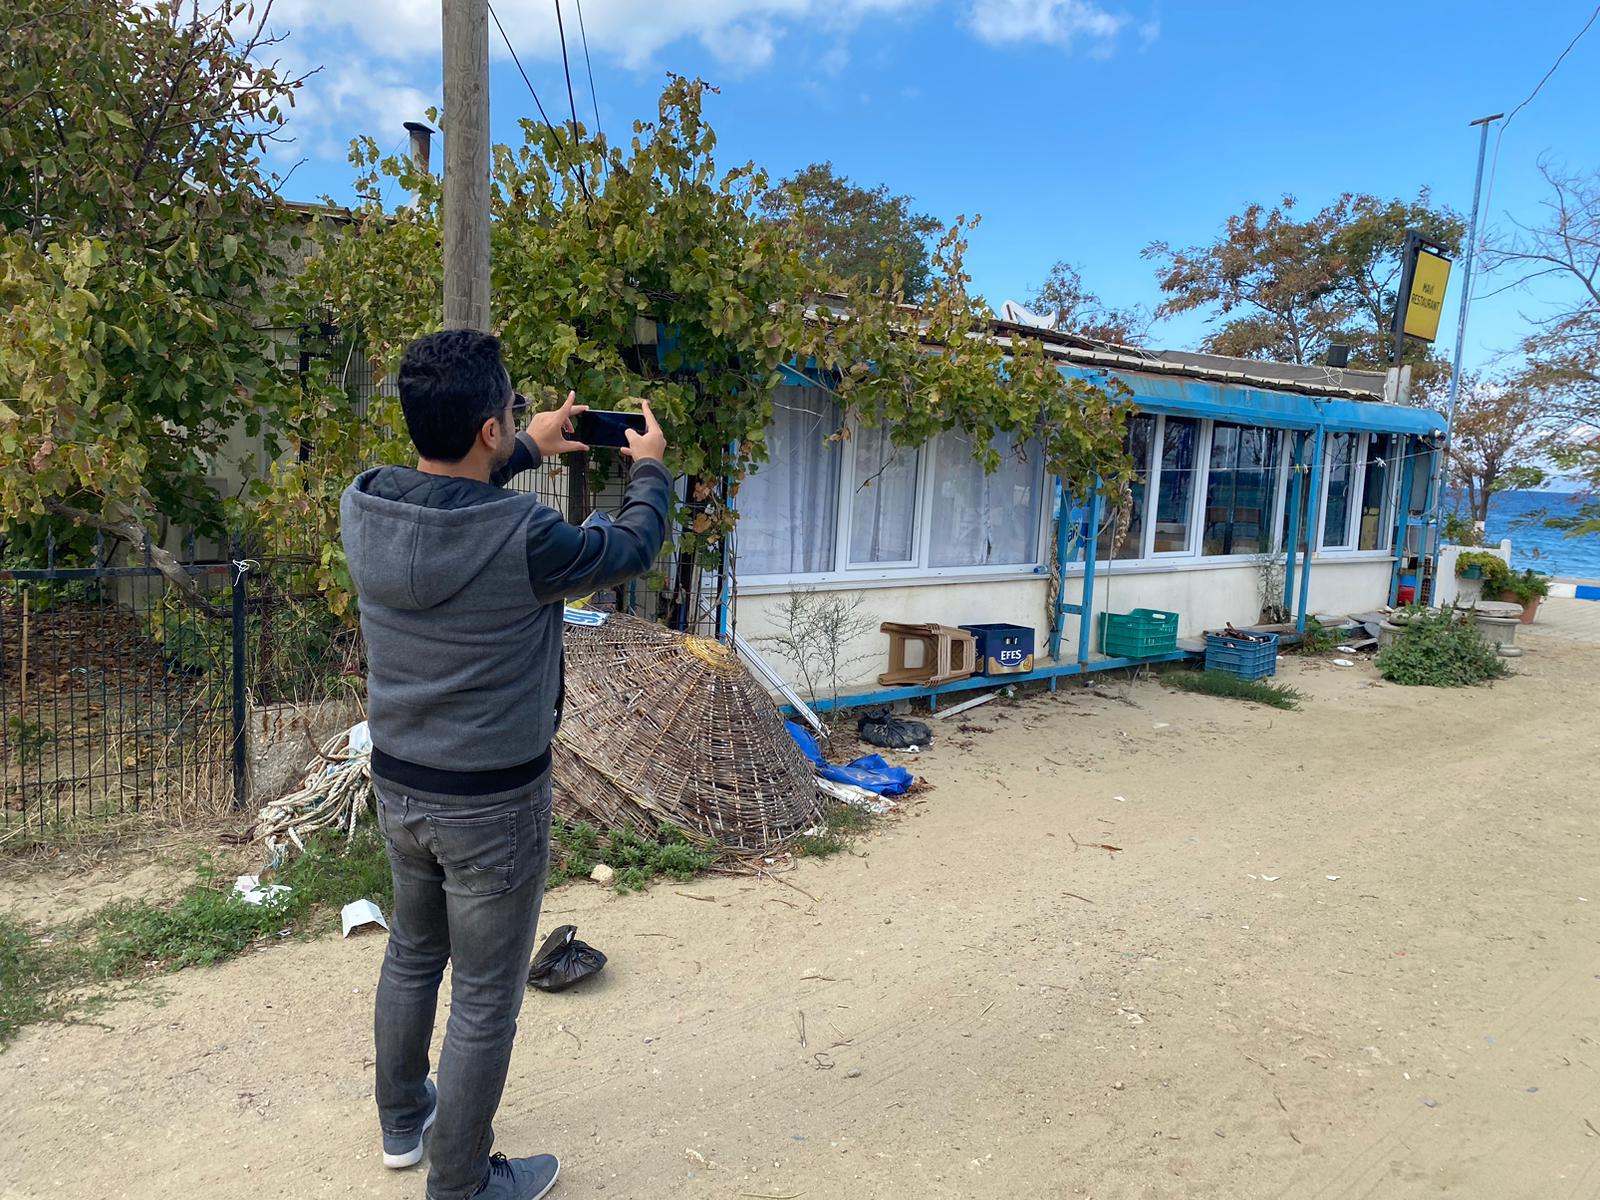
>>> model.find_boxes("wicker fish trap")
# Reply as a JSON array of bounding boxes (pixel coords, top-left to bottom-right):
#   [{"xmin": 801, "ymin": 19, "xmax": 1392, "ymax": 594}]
[{"xmin": 551, "ymin": 615, "xmax": 822, "ymax": 851}]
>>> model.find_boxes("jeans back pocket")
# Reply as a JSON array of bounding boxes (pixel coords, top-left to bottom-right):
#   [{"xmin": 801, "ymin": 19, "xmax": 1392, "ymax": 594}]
[{"xmin": 427, "ymin": 810, "xmax": 517, "ymax": 897}]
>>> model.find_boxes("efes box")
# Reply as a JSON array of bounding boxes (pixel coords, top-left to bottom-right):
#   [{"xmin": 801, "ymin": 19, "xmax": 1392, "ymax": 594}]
[{"xmin": 959, "ymin": 623, "xmax": 1035, "ymax": 676}]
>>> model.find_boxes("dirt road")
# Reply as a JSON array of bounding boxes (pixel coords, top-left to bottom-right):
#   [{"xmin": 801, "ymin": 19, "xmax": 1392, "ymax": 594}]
[{"xmin": 5, "ymin": 633, "xmax": 1598, "ymax": 1199}]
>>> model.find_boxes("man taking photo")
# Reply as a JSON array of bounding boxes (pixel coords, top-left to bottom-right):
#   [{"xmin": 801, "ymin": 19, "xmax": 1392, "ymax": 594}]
[{"xmin": 340, "ymin": 329, "xmax": 670, "ymax": 1200}]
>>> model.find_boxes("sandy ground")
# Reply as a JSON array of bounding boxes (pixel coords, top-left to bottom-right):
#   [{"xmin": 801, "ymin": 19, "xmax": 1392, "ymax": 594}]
[{"xmin": 4, "ymin": 630, "xmax": 1600, "ymax": 1200}]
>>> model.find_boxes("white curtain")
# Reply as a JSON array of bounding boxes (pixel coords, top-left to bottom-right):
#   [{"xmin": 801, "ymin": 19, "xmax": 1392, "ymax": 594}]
[
  {"xmin": 928, "ymin": 431, "xmax": 1042, "ymax": 568},
  {"xmin": 737, "ymin": 386, "xmax": 840, "ymax": 576},
  {"xmin": 849, "ymin": 420, "xmax": 919, "ymax": 564}
]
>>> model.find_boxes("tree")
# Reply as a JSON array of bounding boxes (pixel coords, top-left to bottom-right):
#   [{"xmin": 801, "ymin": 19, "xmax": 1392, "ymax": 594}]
[
  {"xmin": 1026, "ymin": 260, "xmax": 1146, "ymax": 344},
  {"xmin": 274, "ymin": 79, "xmax": 1134, "ymax": 620},
  {"xmin": 1485, "ymin": 160, "xmax": 1600, "ymax": 536},
  {"xmin": 1446, "ymin": 374, "xmax": 1547, "ymax": 526},
  {"xmin": 0, "ymin": 0, "xmax": 306, "ymax": 598},
  {"xmin": 1144, "ymin": 191, "xmax": 1464, "ymax": 381},
  {"xmin": 758, "ymin": 162, "xmax": 943, "ymax": 300}
]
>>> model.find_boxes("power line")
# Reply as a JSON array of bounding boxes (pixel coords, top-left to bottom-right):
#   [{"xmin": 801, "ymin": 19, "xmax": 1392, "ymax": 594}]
[
  {"xmin": 486, "ymin": 0, "xmax": 592, "ymax": 203},
  {"xmin": 574, "ymin": 0, "xmax": 604, "ymax": 160},
  {"xmin": 552, "ymin": 0, "xmax": 587, "ymax": 194},
  {"xmin": 1474, "ymin": 3, "xmax": 1599, "ymax": 282}
]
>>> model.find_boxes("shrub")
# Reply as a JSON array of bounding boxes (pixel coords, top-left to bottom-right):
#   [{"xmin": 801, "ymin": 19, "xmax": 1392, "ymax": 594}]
[
  {"xmin": 1376, "ymin": 610, "xmax": 1509, "ymax": 687},
  {"xmin": 1501, "ymin": 569, "xmax": 1550, "ymax": 605}
]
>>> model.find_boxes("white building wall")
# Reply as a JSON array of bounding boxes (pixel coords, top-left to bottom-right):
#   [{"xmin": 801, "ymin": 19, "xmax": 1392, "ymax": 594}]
[{"xmin": 736, "ymin": 556, "xmax": 1401, "ymax": 693}]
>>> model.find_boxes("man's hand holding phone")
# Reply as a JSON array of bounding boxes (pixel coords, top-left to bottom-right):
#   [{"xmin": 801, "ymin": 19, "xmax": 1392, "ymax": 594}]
[
  {"xmin": 620, "ymin": 399, "xmax": 666, "ymax": 465},
  {"xmin": 527, "ymin": 391, "xmax": 589, "ymax": 457}
]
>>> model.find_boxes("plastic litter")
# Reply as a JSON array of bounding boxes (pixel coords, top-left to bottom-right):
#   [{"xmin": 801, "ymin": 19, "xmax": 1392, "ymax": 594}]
[
  {"xmin": 233, "ymin": 874, "xmax": 290, "ymax": 907},
  {"xmin": 528, "ymin": 924, "xmax": 608, "ymax": 992},
  {"xmin": 857, "ymin": 706, "xmax": 932, "ymax": 750},
  {"xmin": 341, "ymin": 898, "xmax": 388, "ymax": 937},
  {"xmin": 1332, "ymin": 657, "xmax": 1356, "ymax": 667},
  {"xmin": 784, "ymin": 723, "xmax": 915, "ymax": 796}
]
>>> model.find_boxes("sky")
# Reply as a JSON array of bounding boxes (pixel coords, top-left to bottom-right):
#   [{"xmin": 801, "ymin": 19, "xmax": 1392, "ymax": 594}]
[{"xmin": 261, "ymin": 0, "xmax": 1600, "ymax": 377}]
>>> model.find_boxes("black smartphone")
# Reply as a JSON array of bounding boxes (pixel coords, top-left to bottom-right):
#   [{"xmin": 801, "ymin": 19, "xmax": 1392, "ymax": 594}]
[{"xmin": 574, "ymin": 410, "xmax": 648, "ymax": 449}]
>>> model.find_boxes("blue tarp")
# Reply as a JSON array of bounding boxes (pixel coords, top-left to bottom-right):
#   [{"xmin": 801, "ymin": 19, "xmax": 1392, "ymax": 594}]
[{"xmin": 784, "ymin": 722, "xmax": 915, "ymax": 797}]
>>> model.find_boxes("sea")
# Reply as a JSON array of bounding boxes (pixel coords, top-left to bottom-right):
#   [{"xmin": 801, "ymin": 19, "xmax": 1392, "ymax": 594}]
[{"xmin": 1474, "ymin": 490, "xmax": 1600, "ymax": 581}]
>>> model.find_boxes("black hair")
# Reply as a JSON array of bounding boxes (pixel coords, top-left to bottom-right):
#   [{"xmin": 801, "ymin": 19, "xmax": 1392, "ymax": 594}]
[{"xmin": 396, "ymin": 329, "xmax": 510, "ymax": 461}]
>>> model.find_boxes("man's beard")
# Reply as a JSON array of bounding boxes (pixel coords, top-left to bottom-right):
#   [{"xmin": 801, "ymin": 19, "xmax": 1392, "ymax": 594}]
[{"xmin": 492, "ymin": 418, "xmax": 517, "ymax": 470}]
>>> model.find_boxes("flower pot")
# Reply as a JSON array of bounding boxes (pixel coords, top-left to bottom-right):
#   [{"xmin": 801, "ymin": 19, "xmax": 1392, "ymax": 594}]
[
  {"xmin": 1377, "ymin": 620, "xmax": 1406, "ymax": 649},
  {"xmin": 1497, "ymin": 591, "xmax": 1541, "ymax": 624},
  {"xmin": 1474, "ymin": 612, "xmax": 1519, "ymax": 649},
  {"xmin": 1461, "ymin": 565, "xmax": 1483, "ymax": 579},
  {"xmin": 1455, "ymin": 576, "xmax": 1484, "ymax": 604}
]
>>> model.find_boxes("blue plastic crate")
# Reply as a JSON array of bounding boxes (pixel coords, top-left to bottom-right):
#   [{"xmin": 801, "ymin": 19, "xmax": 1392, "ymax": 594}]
[
  {"xmin": 1204, "ymin": 631, "xmax": 1280, "ymax": 681},
  {"xmin": 959, "ymin": 623, "xmax": 1035, "ymax": 675}
]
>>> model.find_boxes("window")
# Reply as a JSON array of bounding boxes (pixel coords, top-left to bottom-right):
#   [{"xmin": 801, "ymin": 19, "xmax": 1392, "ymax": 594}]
[
  {"xmin": 1203, "ymin": 424, "xmax": 1283, "ymax": 556},
  {"xmin": 1357, "ymin": 434, "xmax": 1394, "ymax": 551},
  {"xmin": 736, "ymin": 387, "xmax": 840, "ymax": 575},
  {"xmin": 848, "ymin": 420, "xmax": 919, "ymax": 565},
  {"xmin": 1321, "ymin": 432, "xmax": 1360, "ymax": 549},
  {"xmin": 927, "ymin": 431, "xmax": 1043, "ymax": 568},
  {"xmin": 1097, "ymin": 415, "xmax": 1155, "ymax": 561},
  {"xmin": 1152, "ymin": 416, "xmax": 1200, "ymax": 553}
]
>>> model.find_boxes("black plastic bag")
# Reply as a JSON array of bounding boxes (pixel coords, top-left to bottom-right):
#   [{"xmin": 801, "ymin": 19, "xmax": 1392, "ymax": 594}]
[
  {"xmin": 528, "ymin": 924, "xmax": 607, "ymax": 992},
  {"xmin": 857, "ymin": 706, "xmax": 932, "ymax": 750}
]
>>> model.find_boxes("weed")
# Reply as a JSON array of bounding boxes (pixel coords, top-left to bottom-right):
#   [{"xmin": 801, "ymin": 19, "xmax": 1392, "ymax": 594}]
[
  {"xmin": 548, "ymin": 819, "xmax": 717, "ymax": 893},
  {"xmin": 1291, "ymin": 617, "xmax": 1342, "ymax": 656},
  {"xmin": 792, "ymin": 800, "xmax": 878, "ymax": 858},
  {"xmin": 1376, "ymin": 610, "xmax": 1509, "ymax": 687},
  {"xmin": 1161, "ymin": 668, "xmax": 1303, "ymax": 710},
  {"xmin": 0, "ymin": 915, "xmax": 74, "ymax": 1043}
]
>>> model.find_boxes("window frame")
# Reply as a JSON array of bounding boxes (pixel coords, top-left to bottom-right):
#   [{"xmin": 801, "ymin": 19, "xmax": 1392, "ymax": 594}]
[
  {"xmin": 1315, "ymin": 431, "xmax": 1398, "ymax": 557},
  {"xmin": 735, "ymin": 398, "xmax": 1052, "ymax": 588},
  {"xmin": 735, "ymin": 397, "xmax": 1411, "ymax": 591}
]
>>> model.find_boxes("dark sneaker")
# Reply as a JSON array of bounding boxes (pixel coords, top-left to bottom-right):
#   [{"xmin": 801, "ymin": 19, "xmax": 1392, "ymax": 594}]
[
  {"xmin": 468, "ymin": 1152, "xmax": 561, "ymax": 1200},
  {"xmin": 382, "ymin": 1078, "xmax": 438, "ymax": 1169}
]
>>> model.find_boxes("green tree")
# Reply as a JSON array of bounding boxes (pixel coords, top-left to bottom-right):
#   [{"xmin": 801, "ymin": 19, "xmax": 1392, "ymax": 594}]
[
  {"xmin": 758, "ymin": 161, "xmax": 943, "ymax": 300},
  {"xmin": 1027, "ymin": 260, "xmax": 1146, "ymax": 343},
  {"xmin": 274, "ymin": 79, "xmax": 1133, "ymax": 619},
  {"xmin": 0, "ymin": 0, "xmax": 305, "ymax": 595},
  {"xmin": 1144, "ymin": 191, "xmax": 1464, "ymax": 382}
]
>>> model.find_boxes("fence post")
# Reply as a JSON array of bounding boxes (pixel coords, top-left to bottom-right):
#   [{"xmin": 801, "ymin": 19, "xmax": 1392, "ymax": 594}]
[{"xmin": 231, "ymin": 543, "xmax": 249, "ymax": 811}]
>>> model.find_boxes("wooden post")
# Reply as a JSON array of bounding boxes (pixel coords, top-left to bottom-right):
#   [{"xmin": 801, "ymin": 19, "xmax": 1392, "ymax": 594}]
[{"xmin": 442, "ymin": 0, "xmax": 491, "ymax": 331}]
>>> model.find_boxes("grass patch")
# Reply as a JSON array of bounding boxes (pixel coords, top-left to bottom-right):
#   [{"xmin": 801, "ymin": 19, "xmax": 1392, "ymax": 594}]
[
  {"xmin": 1, "ymin": 829, "xmax": 392, "ymax": 1047},
  {"xmin": 1161, "ymin": 667, "xmax": 1303, "ymax": 710},
  {"xmin": 546, "ymin": 819, "xmax": 718, "ymax": 893},
  {"xmin": 791, "ymin": 800, "xmax": 878, "ymax": 859},
  {"xmin": 1290, "ymin": 617, "xmax": 1343, "ymax": 656}
]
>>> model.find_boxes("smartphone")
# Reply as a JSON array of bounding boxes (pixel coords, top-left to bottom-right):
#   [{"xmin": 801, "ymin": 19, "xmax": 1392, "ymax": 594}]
[{"xmin": 574, "ymin": 410, "xmax": 648, "ymax": 449}]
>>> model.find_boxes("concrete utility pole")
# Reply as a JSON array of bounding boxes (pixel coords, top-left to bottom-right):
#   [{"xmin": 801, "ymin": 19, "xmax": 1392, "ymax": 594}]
[{"xmin": 442, "ymin": 0, "xmax": 491, "ymax": 330}]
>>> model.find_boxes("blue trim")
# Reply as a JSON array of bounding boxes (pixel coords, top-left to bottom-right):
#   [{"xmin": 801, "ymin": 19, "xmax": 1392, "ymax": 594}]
[
  {"xmin": 786, "ymin": 650, "xmax": 1193, "ymax": 715},
  {"xmin": 1388, "ymin": 438, "xmax": 1418, "ymax": 606},
  {"xmin": 1050, "ymin": 481, "xmax": 1070, "ymax": 660},
  {"xmin": 1283, "ymin": 432, "xmax": 1304, "ymax": 614},
  {"xmin": 1055, "ymin": 365, "xmax": 1446, "ymax": 436},
  {"xmin": 1078, "ymin": 485, "xmax": 1102, "ymax": 666},
  {"xmin": 1296, "ymin": 427, "xmax": 1324, "ymax": 631}
]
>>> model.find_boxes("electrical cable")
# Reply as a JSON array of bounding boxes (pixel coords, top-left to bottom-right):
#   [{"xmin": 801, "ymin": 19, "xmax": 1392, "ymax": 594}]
[
  {"xmin": 574, "ymin": 0, "xmax": 603, "ymax": 162},
  {"xmin": 487, "ymin": 0, "xmax": 592, "ymax": 203},
  {"xmin": 552, "ymin": 0, "xmax": 588, "ymax": 197}
]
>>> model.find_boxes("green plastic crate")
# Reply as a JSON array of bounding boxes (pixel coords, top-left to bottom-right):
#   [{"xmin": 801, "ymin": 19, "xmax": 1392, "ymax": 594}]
[{"xmin": 1098, "ymin": 608, "xmax": 1179, "ymax": 658}]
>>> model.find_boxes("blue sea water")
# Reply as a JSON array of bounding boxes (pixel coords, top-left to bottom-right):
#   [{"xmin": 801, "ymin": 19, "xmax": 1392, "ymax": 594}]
[{"xmin": 1476, "ymin": 490, "xmax": 1600, "ymax": 580}]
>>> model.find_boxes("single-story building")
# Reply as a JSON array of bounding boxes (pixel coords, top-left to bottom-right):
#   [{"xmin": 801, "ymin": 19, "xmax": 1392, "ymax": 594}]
[{"xmin": 731, "ymin": 329, "xmax": 1445, "ymax": 701}]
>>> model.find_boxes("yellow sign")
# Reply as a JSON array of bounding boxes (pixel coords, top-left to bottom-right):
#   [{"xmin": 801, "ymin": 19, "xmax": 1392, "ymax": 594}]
[{"xmin": 1402, "ymin": 247, "xmax": 1452, "ymax": 342}]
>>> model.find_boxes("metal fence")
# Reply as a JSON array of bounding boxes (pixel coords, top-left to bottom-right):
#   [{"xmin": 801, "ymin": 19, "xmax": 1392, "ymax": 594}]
[{"xmin": 1, "ymin": 483, "xmax": 721, "ymax": 833}]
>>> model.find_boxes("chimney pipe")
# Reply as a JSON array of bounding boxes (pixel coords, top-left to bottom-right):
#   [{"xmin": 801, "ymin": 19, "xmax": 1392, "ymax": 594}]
[{"xmin": 404, "ymin": 120, "xmax": 434, "ymax": 177}]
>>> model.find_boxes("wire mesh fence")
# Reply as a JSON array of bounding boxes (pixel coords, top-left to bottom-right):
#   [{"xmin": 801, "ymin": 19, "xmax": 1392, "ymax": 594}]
[{"xmin": 0, "ymin": 560, "xmax": 235, "ymax": 831}]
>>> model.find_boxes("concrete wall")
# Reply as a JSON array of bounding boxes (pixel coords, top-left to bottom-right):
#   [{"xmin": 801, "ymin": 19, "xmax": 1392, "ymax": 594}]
[{"xmin": 736, "ymin": 555, "xmax": 1403, "ymax": 693}]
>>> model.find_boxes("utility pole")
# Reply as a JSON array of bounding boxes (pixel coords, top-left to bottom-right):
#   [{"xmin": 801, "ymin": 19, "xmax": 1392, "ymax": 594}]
[
  {"xmin": 1428, "ymin": 112, "xmax": 1503, "ymax": 575},
  {"xmin": 442, "ymin": 0, "xmax": 491, "ymax": 330}
]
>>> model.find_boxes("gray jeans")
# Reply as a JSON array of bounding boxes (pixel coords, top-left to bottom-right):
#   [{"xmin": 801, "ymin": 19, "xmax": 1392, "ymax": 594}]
[{"xmin": 373, "ymin": 774, "xmax": 552, "ymax": 1199}]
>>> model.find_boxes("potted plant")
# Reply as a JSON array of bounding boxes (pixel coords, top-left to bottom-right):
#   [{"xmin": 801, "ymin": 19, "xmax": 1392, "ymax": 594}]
[
  {"xmin": 1498, "ymin": 569, "xmax": 1550, "ymax": 624},
  {"xmin": 1454, "ymin": 550, "xmax": 1505, "ymax": 603}
]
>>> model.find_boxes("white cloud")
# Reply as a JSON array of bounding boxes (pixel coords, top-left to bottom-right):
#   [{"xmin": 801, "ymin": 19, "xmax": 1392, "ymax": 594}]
[
  {"xmin": 267, "ymin": 0, "xmax": 923, "ymax": 71},
  {"xmin": 1137, "ymin": 18, "xmax": 1161, "ymax": 49},
  {"xmin": 967, "ymin": 0, "xmax": 1127, "ymax": 50},
  {"xmin": 269, "ymin": 60, "xmax": 437, "ymax": 168}
]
